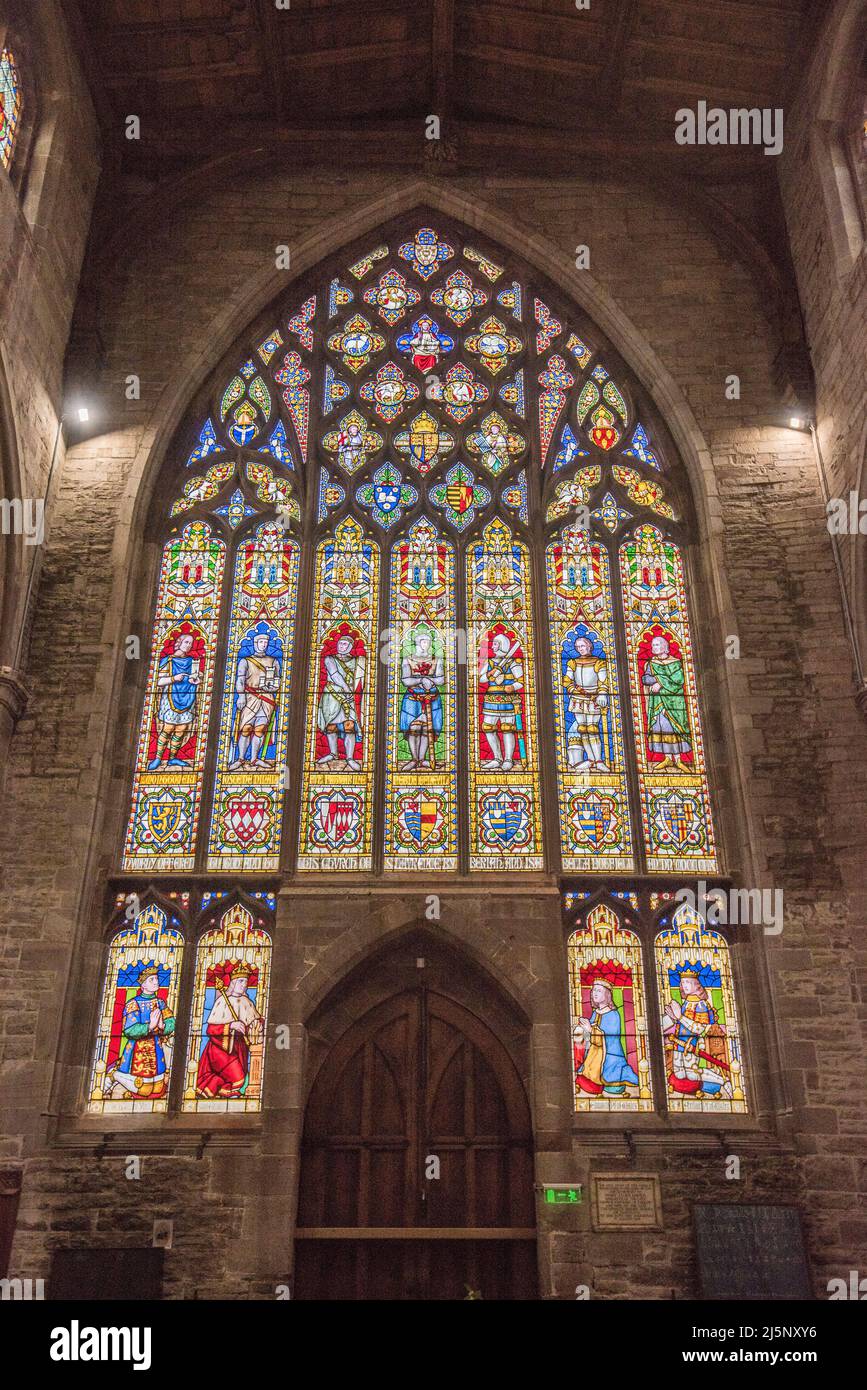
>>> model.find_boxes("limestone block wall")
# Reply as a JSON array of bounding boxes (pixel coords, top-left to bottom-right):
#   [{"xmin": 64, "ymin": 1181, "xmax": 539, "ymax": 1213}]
[
  {"xmin": 778, "ymin": 0, "xmax": 867, "ymax": 665},
  {"xmin": 0, "ymin": 0, "xmax": 100, "ymax": 666},
  {"xmin": 1, "ymin": 159, "xmax": 866, "ymax": 1297}
]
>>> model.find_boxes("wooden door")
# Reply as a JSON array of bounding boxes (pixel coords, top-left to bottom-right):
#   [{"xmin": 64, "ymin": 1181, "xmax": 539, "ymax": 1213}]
[{"xmin": 294, "ymin": 988, "xmax": 536, "ymax": 1299}]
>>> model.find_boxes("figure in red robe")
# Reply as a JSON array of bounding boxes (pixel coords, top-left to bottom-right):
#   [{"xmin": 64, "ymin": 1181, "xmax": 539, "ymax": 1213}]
[{"xmin": 196, "ymin": 963, "xmax": 264, "ymax": 1099}]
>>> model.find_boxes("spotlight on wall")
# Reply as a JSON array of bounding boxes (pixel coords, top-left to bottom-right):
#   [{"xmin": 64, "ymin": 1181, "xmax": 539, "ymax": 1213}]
[
  {"xmin": 789, "ymin": 415, "xmax": 813, "ymax": 431},
  {"xmin": 77, "ymin": 406, "xmax": 90, "ymax": 423}
]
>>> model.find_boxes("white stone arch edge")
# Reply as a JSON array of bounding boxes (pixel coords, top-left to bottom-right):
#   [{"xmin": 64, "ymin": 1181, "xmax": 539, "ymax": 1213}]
[{"xmin": 47, "ymin": 178, "xmax": 787, "ymax": 1124}]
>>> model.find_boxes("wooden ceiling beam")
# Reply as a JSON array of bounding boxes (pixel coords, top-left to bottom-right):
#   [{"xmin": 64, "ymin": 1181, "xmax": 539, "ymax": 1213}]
[
  {"xmin": 98, "ymin": 39, "xmax": 428, "ymax": 87},
  {"xmin": 455, "ymin": 44, "xmax": 599, "ymax": 80},
  {"xmin": 594, "ymin": 0, "xmax": 638, "ymax": 108},
  {"xmin": 431, "ymin": 0, "xmax": 454, "ymax": 120},
  {"xmin": 253, "ymin": 0, "xmax": 290, "ymax": 118}
]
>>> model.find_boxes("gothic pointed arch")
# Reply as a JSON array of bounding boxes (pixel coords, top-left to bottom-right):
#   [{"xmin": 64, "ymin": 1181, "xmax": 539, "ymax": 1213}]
[{"xmin": 91, "ymin": 210, "xmax": 749, "ymax": 1122}]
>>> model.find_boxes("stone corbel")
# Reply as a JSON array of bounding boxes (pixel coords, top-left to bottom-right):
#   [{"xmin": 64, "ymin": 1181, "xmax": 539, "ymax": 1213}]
[{"xmin": 0, "ymin": 666, "xmax": 30, "ymax": 772}]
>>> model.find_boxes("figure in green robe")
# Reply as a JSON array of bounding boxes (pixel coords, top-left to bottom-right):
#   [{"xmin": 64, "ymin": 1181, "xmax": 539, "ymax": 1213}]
[{"xmin": 641, "ymin": 634, "xmax": 691, "ymax": 770}]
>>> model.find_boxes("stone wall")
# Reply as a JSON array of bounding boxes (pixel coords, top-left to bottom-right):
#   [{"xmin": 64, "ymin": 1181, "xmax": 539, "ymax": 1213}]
[
  {"xmin": 0, "ymin": 0, "xmax": 100, "ymax": 666},
  {"xmin": 2, "ymin": 135, "xmax": 867, "ymax": 1296},
  {"xmin": 779, "ymin": 0, "xmax": 867, "ymax": 668}
]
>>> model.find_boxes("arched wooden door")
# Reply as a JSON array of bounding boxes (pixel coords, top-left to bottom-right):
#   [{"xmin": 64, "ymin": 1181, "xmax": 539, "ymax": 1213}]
[{"xmin": 294, "ymin": 988, "xmax": 537, "ymax": 1299}]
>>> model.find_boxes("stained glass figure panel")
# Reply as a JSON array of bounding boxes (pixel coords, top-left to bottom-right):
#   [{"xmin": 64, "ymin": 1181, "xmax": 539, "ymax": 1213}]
[
  {"xmin": 298, "ymin": 518, "xmax": 379, "ymax": 870},
  {"xmin": 620, "ymin": 526, "xmax": 717, "ymax": 871},
  {"xmin": 182, "ymin": 903, "xmax": 272, "ymax": 1113},
  {"xmin": 547, "ymin": 524, "xmax": 634, "ymax": 870},
  {"xmin": 207, "ymin": 522, "xmax": 301, "ymax": 870},
  {"xmin": 569, "ymin": 904, "xmax": 653, "ymax": 1112},
  {"xmin": 383, "ymin": 519, "xmax": 457, "ymax": 870},
  {"xmin": 655, "ymin": 905, "xmax": 747, "ymax": 1113},
  {"xmin": 124, "ymin": 523, "xmax": 225, "ymax": 871},
  {"xmin": 466, "ymin": 518, "xmax": 542, "ymax": 869},
  {"xmin": 88, "ymin": 904, "xmax": 184, "ymax": 1114}
]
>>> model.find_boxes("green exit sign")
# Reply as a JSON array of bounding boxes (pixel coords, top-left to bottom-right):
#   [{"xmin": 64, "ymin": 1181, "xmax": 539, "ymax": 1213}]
[{"xmin": 543, "ymin": 1186, "xmax": 583, "ymax": 1205}]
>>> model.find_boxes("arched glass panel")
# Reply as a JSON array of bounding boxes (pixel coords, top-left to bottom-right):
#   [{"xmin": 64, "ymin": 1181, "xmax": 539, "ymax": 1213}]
[
  {"xmin": 206, "ymin": 520, "xmax": 301, "ymax": 870},
  {"xmin": 88, "ymin": 904, "xmax": 184, "ymax": 1114},
  {"xmin": 297, "ymin": 517, "xmax": 380, "ymax": 870},
  {"xmin": 547, "ymin": 521, "xmax": 634, "ymax": 870},
  {"xmin": 182, "ymin": 902, "xmax": 272, "ymax": 1113},
  {"xmin": 124, "ymin": 522, "xmax": 226, "ymax": 871},
  {"xmin": 467, "ymin": 518, "xmax": 542, "ymax": 869},
  {"xmin": 568, "ymin": 902, "xmax": 652, "ymax": 1112},
  {"xmin": 384, "ymin": 518, "xmax": 457, "ymax": 870},
  {"xmin": 655, "ymin": 904, "xmax": 747, "ymax": 1113},
  {"xmin": 120, "ymin": 220, "xmax": 725, "ymax": 884},
  {"xmin": 620, "ymin": 526, "xmax": 717, "ymax": 871}
]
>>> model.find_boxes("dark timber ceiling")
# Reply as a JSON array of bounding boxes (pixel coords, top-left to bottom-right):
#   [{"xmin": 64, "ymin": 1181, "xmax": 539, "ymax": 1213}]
[
  {"xmin": 67, "ymin": 0, "xmax": 823, "ymax": 177},
  {"xmin": 60, "ymin": 0, "xmax": 823, "ymax": 407}
]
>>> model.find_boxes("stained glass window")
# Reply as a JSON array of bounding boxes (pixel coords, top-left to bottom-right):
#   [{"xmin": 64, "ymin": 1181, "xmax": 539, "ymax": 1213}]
[
  {"xmin": 88, "ymin": 903, "xmax": 184, "ymax": 1114},
  {"xmin": 297, "ymin": 517, "xmax": 379, "ymax": 870},
  {"xmin": 123, "ymin": 219, "xmax": 722, "ymax": 882},
  {"xmin": 384, "ymin": 519, "xmax": 457, "ymax": 869},
  {"xmin": 104, "ymin": 219, "xmax": 751, "ymax": 1133},
  {"xmin": 620, "ymin": 527, "xmax": 717, "ymax": 871},
  {"xmin": 655, "ymin": 904, "xmax": 747, "ymax": 1113},
  {"xmin": 0, "ymin": 48, "xmax": 22, "ymax": 172},
  {"xmin": 124, "ymin": 522, "xmax": 225, "ymax": 871},
  {"xmin": 207, "ymin": 521, "xmax": 300, "ymax": 870},
  {"xmin": 182, "ymin": 901, "xmax": 272, "ymax": 1112},
  {"xmin": 467, "ymin": 519, "xmax": 542, "ymax": 869},
  {"xmin": 568, "ymin": 902, "xmax": 652, "ymax": 1112}
]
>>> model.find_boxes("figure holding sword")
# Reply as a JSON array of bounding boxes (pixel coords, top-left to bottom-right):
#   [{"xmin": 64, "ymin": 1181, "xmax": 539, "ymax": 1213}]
[
  {"xmin": 399, "ymin": 630, "xmax": 443, "ymax": 771},
  {"xmin": 480, "ymin": 631, "xmax": 526, "ymax": 771}
]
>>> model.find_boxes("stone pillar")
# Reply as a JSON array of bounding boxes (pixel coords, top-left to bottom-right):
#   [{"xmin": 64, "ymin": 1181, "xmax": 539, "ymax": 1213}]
[{"xmin": 0, "ymin": 667, "xmax": 29, "ymax": 783}]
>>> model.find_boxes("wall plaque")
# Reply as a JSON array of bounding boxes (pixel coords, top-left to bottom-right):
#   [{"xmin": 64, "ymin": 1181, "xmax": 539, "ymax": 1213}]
[
  {"xmin": 693, "ymin": 1203, "xmax": 813, "ymax": 1300},
  {"xmin": 590, "ymin": 1172, "xmax": 663, "ymax": 1231}
]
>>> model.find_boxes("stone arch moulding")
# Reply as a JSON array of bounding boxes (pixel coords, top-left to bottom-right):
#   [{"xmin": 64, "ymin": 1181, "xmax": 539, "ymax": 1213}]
[
  {"xmin": 81, "ymin": 189, "xmax": 770, "ymax": 894},
  {"xmin": 106, "ymin": 185, "xmax": 761, "ymax": 864},
  {"xmin": 0, "ymin": 338, "xmax": 29, "ymax": 778},
  {"xmin": 853, "ymin": 415, "xmax": 867, "ymax": 714},
  {"xmin": 51, "ymin": 191, "xmax": 791, "ymax": 1135},
  {"xmin": 300, "ymin": 920, "xmax": 536, "ymax": 1106},
  {"xmin": 300, "ymin": 916, "xmax": 535, "ymax": 1041}
]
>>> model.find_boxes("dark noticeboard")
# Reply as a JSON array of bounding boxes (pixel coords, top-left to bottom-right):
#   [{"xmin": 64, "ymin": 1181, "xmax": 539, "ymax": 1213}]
[
  {"xmin": 693, "ymin": 1204, "xmax": 813, "ymax": 1301},
  {"xmin": 49, "ymin": 1248, "xmax": 165, "ymax": 1301}
]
